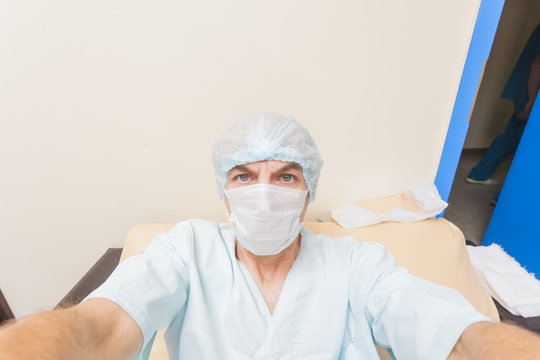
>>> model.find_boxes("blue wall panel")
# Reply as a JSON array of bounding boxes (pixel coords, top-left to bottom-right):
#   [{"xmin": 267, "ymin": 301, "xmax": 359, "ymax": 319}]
[
  {"xmin": 435, "ymin": 0, "xmax": 505, "ymax": 208},
  {"xmin": 482, "ymin": 96, "xmax": 540, "ymax": 275}
]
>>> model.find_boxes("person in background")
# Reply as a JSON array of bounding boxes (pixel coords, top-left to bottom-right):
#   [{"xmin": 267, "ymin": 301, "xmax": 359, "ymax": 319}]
[{"xmin": 467, "ymin": 22, "xmax": 540, "ymax": 204}]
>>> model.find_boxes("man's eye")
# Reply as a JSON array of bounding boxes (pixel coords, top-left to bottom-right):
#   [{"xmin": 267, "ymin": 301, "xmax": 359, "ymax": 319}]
[
  {"xmin": 237, "ymin": 174, "xmax": 250, "ymax": 182},
  {"xmin": 281, "ymin": 174, "xmax": 294, "ymax": 182}
]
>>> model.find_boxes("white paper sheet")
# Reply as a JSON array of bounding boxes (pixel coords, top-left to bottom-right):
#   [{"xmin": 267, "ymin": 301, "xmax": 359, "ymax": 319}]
[{"xmin": 331, "ymin": 183, "xmax": 448, "ymax": 229}]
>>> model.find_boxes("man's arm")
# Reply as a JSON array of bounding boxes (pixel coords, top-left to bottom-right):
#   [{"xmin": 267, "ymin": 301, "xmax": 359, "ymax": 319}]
[
  {"xmin": 0, "ymin": 298, "xmax": 142, "ymax": 360},
  {"xmin": 518, "ymin": 53, "xmax": 540, "ymax": 121},
  {"xmin": 449, "ymin": 321, "xmax": 540, "ymax": 359}
]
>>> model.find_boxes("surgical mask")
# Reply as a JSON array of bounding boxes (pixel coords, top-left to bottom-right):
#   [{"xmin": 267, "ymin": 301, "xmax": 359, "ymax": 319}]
[{"xmin": 225, "ymin": 184, "xmax": 308, "ymax": 256}]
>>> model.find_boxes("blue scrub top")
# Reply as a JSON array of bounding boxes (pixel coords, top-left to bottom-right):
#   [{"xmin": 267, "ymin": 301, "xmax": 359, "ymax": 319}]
[
  {"xmin": 502, "ymin": 23, "xmax": 540, "ymax": 106},
  {"xmin": 86, "ymin": 219, "xmax": 489, "ymax": 359}
]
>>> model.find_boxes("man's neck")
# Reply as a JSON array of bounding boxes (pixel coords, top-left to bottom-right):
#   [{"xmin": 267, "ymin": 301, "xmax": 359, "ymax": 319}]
[
  {"xmin": 236, "ymin": 236, "xmax": 301, "ymax": 281},
  {"xmin": 236, "ymin": 236, "xmax": 301, "ymax": 314}
]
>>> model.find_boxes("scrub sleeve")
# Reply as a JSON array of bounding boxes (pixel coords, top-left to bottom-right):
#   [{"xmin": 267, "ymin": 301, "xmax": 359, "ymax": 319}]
[
  {"xmin": 348, "ymin": 243, "xmax": 492, "ymax": 360},
  {"xmin": 85, "ymin": 234, "xmax": 190, "ymax": 359}
]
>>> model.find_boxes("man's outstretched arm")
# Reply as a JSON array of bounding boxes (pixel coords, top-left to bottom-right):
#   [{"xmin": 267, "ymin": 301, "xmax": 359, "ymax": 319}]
[
  {"xmin": 0, "ymin": 298, "xmax": 142, "ymax": 360},
  {"xmin": 449, "ymin": 321, "xmax": 540, "ymax": 359}
]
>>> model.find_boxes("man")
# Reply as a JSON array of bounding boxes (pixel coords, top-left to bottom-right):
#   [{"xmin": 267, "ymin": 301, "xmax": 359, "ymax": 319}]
[
  {"xmin": 466, "ymin": 23, "xmax": 540, "ymax": 187},
  {"xmin": 1, "ymin": 113, "xmax": 540, "ymax": 359}
]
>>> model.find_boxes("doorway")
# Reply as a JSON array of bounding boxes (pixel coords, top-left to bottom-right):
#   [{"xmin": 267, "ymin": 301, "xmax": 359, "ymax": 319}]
[{"xmin": 441, "ymin": 0, "xmax": 540, "ymax": 245}]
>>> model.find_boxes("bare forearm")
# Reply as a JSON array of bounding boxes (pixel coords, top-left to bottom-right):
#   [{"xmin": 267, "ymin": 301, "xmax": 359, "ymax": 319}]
[
  {"xmin": 0, "ymin": 299, "xmax": 142, "ymax": 360},
  {"xmin": 0, "ymin": 308, "xmax": 90, "ymax": 359},
  {"xmin": 449, "ymin": 321, "xmax": 540, "ymax": 359}
]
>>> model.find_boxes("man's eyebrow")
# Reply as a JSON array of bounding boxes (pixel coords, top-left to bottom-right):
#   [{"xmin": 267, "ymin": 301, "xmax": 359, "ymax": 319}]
[
  {"xmin": 278, "ymin": 163, "xmax": 303, "ymax": 172},
  {"xmin": 229, "ymin": 162, "xmax": 303, "ymax": 175},
  {"xmin": 229, "ymin": 164, "xmax": 251, "ymax": 173}
]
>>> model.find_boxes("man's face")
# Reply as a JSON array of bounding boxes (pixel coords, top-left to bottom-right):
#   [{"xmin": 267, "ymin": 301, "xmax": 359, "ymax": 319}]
[{"xmin": 224, "ymin": 160, "xmax": 309, "ymax": 221}]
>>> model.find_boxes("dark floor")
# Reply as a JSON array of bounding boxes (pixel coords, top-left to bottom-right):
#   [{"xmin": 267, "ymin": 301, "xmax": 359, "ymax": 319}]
[{"xmin": 444, "ymin": 153, "xmax": 512, "ymax": 245}]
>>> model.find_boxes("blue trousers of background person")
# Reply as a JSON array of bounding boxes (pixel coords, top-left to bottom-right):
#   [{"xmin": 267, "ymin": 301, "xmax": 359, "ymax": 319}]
[{"xmin": 468, "ymin": 102, "xmax": 526, "ymax": 181}]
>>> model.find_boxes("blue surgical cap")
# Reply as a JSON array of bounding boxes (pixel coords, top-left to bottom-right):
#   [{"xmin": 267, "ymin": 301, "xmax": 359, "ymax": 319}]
[{"xmin": 212, "ymin": 113, "xmax": 323, "ymax": 202}]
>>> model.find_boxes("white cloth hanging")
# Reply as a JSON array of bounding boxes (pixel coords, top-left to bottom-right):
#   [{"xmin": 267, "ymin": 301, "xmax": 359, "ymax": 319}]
[{"xmin": 467, "ymin": 244, "xmax": 540, "ymax": 318}]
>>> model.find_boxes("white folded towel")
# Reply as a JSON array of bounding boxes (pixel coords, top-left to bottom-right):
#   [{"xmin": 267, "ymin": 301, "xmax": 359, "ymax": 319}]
[{"xmin": 467, "ymin": 244, "xmax": 540, "ymax": 318}]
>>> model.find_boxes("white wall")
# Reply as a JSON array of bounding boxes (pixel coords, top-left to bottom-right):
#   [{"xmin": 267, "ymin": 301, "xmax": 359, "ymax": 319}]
[
  {"xmin": 465, "ymin": 0, "xmax": 540, "ymax": 148},
  {"xmin": 0, "ymin": 0, "xmax": 481, "ymax": 317}
]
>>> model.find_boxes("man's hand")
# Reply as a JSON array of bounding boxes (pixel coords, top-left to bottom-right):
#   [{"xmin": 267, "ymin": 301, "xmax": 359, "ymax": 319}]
[
  {"xmin": 0, "ymin": 298, "xmax": 143, "ymax": 360},
  {"xmin": 449, "ymin": 321, "xmax": 540, "ymax": 359}
]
